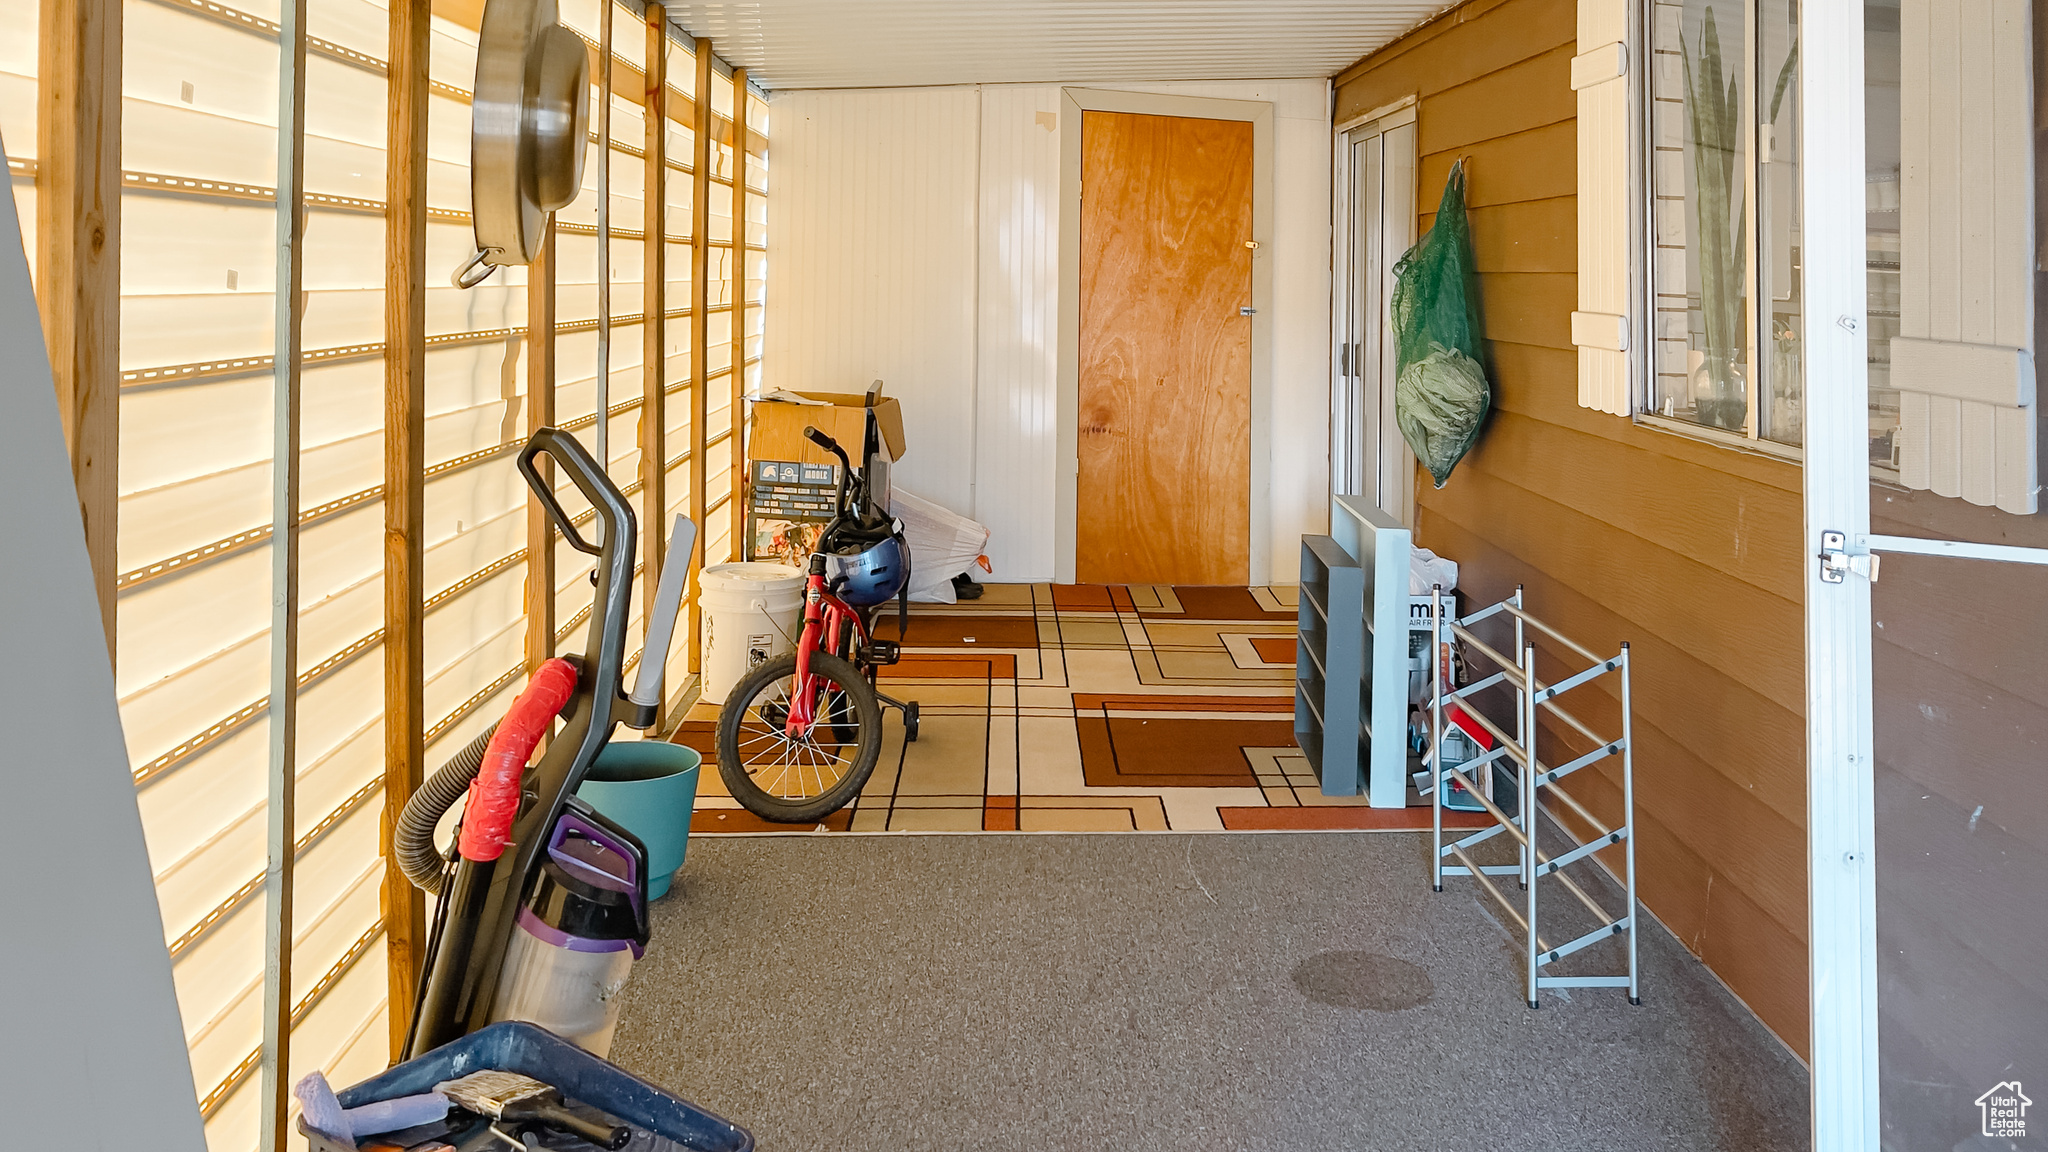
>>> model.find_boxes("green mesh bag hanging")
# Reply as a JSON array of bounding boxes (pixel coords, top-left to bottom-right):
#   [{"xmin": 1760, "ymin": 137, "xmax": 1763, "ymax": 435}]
[{"xmin": 1390, "ymin": 160, "xmax": 1490, "ymax": 488}]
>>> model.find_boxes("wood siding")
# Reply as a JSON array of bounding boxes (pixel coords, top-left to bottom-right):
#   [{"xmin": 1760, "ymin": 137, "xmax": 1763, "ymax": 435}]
[{"xmin": 1337, "ymin": 0, "xmax": 1811, "ymax": 1055}]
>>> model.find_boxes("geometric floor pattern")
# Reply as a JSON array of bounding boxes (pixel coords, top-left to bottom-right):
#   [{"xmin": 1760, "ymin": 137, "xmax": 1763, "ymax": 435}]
[{"xmin": 671, "ymin": 583, "xmax": 1488, "ymax": 834}]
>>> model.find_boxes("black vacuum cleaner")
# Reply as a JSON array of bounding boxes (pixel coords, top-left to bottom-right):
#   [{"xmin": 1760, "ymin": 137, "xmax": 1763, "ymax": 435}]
[{"xmin": 394, "ymin": 427, "xmax": 697, "ymax": 1061}]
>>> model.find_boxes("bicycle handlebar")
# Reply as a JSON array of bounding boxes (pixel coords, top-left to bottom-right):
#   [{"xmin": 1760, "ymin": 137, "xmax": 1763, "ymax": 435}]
[
  {"xmin": 804, "ymin": 425, "xmax": 852, "ymax": 469},
  {"xmin": 805, "ymin": 425, "xmax": 856, "ymax": 524}
]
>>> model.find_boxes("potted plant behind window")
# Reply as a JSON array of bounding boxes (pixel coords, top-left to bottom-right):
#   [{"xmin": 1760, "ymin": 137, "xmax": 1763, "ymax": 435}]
[{"xmin": 1682, "ymin": 8, "xmax": 1747, "ymax": 431}]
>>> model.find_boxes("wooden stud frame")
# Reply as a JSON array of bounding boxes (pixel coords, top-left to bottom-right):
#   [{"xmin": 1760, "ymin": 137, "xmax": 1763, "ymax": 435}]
[
  {"xmin": 379, "ymin": 0, "xmax": 431, "ymax": 1059},
  {"xmin": 260, "ymin": 0, "xmax": 308, "ymax": 1145},
  {"xmin": 526, "ymin": 220, "xmax": 558, "ymax": 674},
  {"xmin": 688, "ymin": 38, "xmax": 712, "ymax": 668},
  {"xmin": 641, "ymin": 3, "xmax": 669, "ymax": 719},
  {"xmin": 36, "ymin": 0, "xmax": 122, "ymax": 663},
  {"xmin": 729, "ymin": 67, "xmax": 748, "ymax": 559}
]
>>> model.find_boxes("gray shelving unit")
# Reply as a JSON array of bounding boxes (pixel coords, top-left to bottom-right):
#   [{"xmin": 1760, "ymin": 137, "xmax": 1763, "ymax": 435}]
[
  {"xmin": 1296, "ymin": 535, "xmax": 1364, "ymax": 794},
  {"xmin": 1331, "ymin": 496, "xmax": 1415, "ymax": 806}
]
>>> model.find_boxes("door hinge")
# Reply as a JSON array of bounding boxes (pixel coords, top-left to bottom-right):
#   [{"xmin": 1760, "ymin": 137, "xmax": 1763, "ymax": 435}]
[
  {"xmin": 1240, "ymin": 306, "xmax": 1258, "ymax": 316},
  {"xmin": 1818, "ymin": 530, "xmax": 1881, "ymax": 583}
]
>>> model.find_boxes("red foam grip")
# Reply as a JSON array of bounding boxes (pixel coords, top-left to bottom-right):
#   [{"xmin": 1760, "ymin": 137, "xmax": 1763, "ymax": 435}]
[{"xmin": 457, "ymin": 658, "xmax": 579, "ymax": 862}]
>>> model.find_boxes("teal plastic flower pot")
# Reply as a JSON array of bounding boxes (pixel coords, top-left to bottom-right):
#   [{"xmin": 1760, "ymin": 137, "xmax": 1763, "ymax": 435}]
[{"xmin": 575, "ymin": 742, "xmax": 702, "ymax": 899}]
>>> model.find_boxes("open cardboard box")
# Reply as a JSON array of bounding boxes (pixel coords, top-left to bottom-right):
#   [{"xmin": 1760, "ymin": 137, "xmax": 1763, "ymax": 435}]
[{"xmin": 747, "ymin": 389, "xmax": 906, "ymax": 466}]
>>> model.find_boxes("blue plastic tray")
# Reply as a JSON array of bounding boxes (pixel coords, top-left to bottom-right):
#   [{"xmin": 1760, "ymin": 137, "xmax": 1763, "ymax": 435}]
[{"xmin": 335, "ymin": 1022, "xmax": 751, "ymax": 1151}]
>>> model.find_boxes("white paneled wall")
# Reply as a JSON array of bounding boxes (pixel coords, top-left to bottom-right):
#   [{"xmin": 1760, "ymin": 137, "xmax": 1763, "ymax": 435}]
[
  {"xmin": 768, "ymin": 80, "xmax": 1331, "ymax": 582},
  {"xmin": 974, "ymin": 86, "xmax": 1064, "ymax": 576},
  {"xmin": 763, "ymin": 87, "xmax": 981, "ymax": 517}
]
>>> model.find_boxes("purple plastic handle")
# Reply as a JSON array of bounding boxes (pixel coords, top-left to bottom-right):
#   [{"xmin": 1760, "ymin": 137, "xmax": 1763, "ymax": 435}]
[{"xmin": 548, "ymin": 809, "xmax": 640, "ymax": 891}]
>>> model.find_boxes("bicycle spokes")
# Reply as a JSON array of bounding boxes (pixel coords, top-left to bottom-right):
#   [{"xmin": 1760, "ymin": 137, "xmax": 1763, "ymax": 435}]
[{"xmin": 731, "ymin": 679, "xmax": 861, "ymax": 801}]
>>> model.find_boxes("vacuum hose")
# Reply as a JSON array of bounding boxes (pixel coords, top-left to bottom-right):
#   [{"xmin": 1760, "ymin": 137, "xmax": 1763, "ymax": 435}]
[
  {"xmin": 394, "ymin": 724, "xmax": 499, "ymax": 896},
  {"xmin": 392, "ymin": 656, "xmax": 581, "ymax": 894}
]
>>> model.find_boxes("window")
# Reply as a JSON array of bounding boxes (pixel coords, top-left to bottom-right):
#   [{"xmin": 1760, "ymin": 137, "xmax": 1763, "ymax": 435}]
[
  {"xmin": 1581, "ymin": 0, "xmax": 2034, "ymax": 500},
  {"xmin": 1646, "ymin": 0, "xmax": 1805, "ymax": 448}
]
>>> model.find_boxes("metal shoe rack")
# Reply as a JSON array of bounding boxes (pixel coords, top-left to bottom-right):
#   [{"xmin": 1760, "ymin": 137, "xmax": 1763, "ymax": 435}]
[{"xmin": 1426, "ymin": 586, "xmax": 1640, "ymax": 1008}]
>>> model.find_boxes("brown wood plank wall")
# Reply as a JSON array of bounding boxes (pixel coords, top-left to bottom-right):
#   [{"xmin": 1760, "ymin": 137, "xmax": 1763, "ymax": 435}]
[{"xmin": 1335, "ymin": 0, "xmax": 1811, "ymax": 1055}]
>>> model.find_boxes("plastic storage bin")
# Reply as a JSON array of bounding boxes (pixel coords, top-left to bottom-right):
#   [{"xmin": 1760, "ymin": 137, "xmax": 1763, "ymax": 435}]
[{"xmin": 321, "ymin": 1021, "xmax": 751, "ymax": 1151}]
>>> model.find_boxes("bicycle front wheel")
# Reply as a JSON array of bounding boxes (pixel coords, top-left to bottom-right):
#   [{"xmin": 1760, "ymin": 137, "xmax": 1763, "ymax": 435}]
[{"xmin": 716, "ymin": 650, "xmax": 883, "ymax": 822}]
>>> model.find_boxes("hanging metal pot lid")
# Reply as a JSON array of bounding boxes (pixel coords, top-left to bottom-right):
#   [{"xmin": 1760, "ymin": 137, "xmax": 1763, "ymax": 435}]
[{"xmin": 471, "ymin": 0, "xmax": 589, "ymax": 267}]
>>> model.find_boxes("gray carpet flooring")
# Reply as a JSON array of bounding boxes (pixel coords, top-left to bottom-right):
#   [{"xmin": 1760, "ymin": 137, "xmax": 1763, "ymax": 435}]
[{"xmin": 608, "ymin": 834, "xmax": 1808, "ymax": 1151}]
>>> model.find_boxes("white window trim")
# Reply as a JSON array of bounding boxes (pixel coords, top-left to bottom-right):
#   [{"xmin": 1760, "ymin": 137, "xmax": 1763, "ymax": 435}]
[
  {"xmin": 1330, "ymin": 97, "xmax": 1419, "ymax": 527},
  {"xmin": 1052, "ymin": 86, "xmax": 1276, "ymax": 585}
]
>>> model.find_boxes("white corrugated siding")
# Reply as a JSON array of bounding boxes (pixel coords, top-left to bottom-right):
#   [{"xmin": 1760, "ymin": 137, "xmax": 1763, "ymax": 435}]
[
  {"xmin": 762, "ymin": 87, "xmax": 982, "ymax": 518},
  {"xmin": 7, "ymin": 1, "xmax": 755, "ymax": 1144},
  {"xmin": 974, "ymin": 86, "xmax": 1064, "ymax": 577}
]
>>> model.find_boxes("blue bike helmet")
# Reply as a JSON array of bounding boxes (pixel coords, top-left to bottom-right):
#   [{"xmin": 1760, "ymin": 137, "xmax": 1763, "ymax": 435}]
[{"xmin": 824, "ymin": 527, "xmax": 911, "ymax": 607}]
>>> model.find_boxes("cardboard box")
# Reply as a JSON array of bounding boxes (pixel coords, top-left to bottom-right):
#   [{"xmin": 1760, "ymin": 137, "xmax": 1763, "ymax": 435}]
[
  {"xmin": 743, "ymin": 390, "xmax": 906, "ymax": 562},
  {"xmin": 747, "ymin": 390, "xmax": 906, "ymax": 466}
]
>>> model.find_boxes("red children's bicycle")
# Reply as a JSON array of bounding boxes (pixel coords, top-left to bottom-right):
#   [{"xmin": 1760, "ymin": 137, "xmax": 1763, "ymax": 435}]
[{"xmin": 715, "ymin": 425, "xmax": 920, "ymax": 822}]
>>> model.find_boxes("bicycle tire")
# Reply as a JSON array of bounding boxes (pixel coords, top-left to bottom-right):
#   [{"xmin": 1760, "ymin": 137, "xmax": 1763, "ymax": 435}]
[{"xmin": 716, "ymin": 650, "xmax": 883, "ymax": 823}]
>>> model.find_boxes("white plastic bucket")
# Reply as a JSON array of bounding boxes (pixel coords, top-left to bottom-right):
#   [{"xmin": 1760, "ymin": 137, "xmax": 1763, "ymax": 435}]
[{"xmin": 698, "ymin": 562, "xmax": 805, "ymax": 705}]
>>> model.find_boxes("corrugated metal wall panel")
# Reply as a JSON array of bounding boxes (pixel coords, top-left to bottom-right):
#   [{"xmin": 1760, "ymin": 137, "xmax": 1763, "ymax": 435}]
[
  {"xmin": 764, "ymin": 87, "xmax": 981, "ymax": 514},
  {"xmin": 973, "ymin": 86, "xmax": 1062, "ymax": 579}
]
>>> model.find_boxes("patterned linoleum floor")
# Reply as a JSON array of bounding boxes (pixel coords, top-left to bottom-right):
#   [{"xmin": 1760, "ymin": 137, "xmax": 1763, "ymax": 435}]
[{"xmin": 671, "ymin": 583, "xmax": 1489, "ymax": 834}]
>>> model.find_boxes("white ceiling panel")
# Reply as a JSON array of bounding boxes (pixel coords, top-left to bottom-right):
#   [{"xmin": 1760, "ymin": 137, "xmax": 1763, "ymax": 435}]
[{"xmin": 660, "ymin": 0, "xmax": 1455, "ymax": 90}]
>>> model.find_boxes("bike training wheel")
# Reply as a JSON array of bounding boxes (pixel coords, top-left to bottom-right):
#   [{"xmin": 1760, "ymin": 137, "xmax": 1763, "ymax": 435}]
[{"xmin": 716, "ymin": 650, "xmax": 884, "ymax": 823}]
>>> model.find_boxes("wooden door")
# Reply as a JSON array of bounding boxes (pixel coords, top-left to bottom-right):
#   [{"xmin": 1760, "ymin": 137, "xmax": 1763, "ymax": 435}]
[{"xmin": 1076, "ymin": 110, "xmax": 1254, "ymax": 586}]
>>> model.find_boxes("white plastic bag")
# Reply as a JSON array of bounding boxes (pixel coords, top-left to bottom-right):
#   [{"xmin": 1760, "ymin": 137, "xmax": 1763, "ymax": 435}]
[
  {"xmin": 890, "ymin": 488, "xmax": 990, "ymax": 604},
  {"xmin": 1408, "ymin": 547, "xmax": 1458, "ymax": 595}
]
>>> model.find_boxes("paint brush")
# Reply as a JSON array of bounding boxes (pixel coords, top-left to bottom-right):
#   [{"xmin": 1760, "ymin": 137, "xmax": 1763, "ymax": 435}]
[{"xmin": 433, "ymin": 1071, "xmax": 630, "ymax": 1149}]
